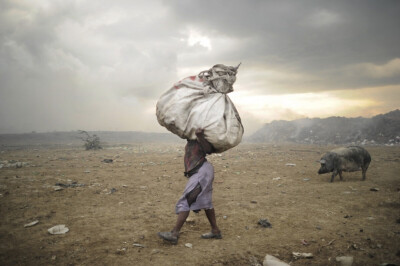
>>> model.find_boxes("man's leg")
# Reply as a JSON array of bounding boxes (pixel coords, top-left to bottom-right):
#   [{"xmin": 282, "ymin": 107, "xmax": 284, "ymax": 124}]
[
  {"xmin": 171, "ymin": 211, "xmax": 190, "ymax": 237},
  {"xmin": 158, "ymin": 210, "xmax": 189, "ymax": 244},
  {"xmin": 204, "ymin": 208, "xmax": 221, "ymax": 235}
]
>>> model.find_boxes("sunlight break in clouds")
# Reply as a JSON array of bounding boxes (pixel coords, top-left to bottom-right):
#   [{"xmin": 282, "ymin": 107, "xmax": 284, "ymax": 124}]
[
  {"xmin": 230, "ymin": 91, "xmax": 378, "ymax": 123},
  {"xmin": 186, "ymin": 29, "xmax": 212, "ymax": 50}
]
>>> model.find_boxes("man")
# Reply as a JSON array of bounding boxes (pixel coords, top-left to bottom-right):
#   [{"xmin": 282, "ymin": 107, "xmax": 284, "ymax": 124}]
[{"xmin": 158, "ymin": 129, "xmax": 222, "ymax": 244}]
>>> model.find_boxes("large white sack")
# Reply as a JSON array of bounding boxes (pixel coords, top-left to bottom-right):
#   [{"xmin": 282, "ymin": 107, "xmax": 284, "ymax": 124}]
[{"xmin": 156, "ymin": 64, "xmax": 244, "ymax": 153}]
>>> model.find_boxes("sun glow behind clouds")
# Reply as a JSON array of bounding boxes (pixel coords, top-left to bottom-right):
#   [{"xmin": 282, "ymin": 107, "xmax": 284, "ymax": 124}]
[
  {"xmin": 187, "ymin": 29, "xmax": 212, "ymax": 50},
  {"xmin": 230, "ymin": 91, "xmax": 378, "ymax": 123}
]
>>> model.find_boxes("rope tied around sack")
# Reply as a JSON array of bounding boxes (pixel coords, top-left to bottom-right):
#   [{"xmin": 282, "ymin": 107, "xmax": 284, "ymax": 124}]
[{"xmin": 198, "ymin": 63, "xmax": 241, "ymax": 94}]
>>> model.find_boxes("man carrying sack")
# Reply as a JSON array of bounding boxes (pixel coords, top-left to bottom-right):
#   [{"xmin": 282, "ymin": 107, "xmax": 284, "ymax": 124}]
[{"xmin": 156, "ymin": 64, "xmax": 243, "ymax": 244}]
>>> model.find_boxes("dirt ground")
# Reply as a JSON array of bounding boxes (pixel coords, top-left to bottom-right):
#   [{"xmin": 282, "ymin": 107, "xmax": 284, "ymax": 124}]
[{"xmin": 0, "ymin": 143, "xmax": 399, "ymax": 266}]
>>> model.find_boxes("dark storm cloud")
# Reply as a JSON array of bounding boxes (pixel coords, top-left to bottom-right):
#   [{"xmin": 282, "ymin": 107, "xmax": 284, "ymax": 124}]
[{"xmin": 166, "ymin": 0, "xmax": 400, "ymax": 91}]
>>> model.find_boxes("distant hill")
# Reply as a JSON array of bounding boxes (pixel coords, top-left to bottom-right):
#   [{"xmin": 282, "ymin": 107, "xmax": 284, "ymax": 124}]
[
  {"xmin": 0, "ymin": 131, "xmax": 183, "ymax": 147},
  {"xmin": 247, "ymin": 109, "xmax": 400, "ymax": 145}
]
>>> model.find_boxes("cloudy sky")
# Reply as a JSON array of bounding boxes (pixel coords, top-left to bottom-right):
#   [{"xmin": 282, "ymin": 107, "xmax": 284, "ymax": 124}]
[{"xmin": 1, "ymin": 0, "xmax": 399, "ymax": 135}]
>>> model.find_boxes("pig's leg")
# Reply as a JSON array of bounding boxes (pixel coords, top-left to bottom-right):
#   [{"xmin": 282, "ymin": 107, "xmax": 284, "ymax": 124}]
[
  {"xmin": 339, "ymin": 170, "xmax": 343, "ymax": 181},
  {"xmin": 361, "ymin": 168, "xmax": 367, "ymax": 180},
  {"xmin": 361, "ymin": 162, "xmax": 369, "ymax": 180},
  {"xmin": 330, "ymin": 170, "xmax": 338, "ymax": 182}
]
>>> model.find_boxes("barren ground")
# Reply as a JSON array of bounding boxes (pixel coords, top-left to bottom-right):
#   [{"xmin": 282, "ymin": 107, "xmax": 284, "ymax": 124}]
[{"xmin": 0, "ymin": 143, "xmax": 399, "ymax": 265}]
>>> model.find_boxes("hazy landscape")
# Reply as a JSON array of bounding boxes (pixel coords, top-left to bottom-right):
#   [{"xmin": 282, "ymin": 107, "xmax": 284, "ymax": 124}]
[{"xmin": 1, "ymin": 111, "xmax": 399, "ymax": 265}]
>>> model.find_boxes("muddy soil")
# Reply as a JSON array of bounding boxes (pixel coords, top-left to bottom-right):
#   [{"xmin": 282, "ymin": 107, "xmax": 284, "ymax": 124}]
[{"xmin": 0, "ymin": 143, "xmax": 399, "ymax": 265}]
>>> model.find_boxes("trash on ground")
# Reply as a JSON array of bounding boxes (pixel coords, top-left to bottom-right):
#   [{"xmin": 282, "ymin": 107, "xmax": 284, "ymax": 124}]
[
  {"xmin": 185, "ymin": 243, "xmax": 193, "ymax": 248},
  {"xmin": 24, "ymin": 220, "xmax": 39, "ymax": 227},
  {"xmin": 285, "ymin": 163, "xmax": 296, "ymax": 166},
  {"xmin": 0, "ymin": 160, "xmax": 28, "ymax": 168},
  {"xmin": 303, "ymin": 178, "xmax": 310, "ymax": 181},
  {"xmin": 53, "ymin": 186, "xmax": 63, "ymax": 191},
  {"xmin": 106, "ymin": 188, "xmax": 117, "ymax": 194},
  {"xmin": 301, "ymin": 239, "xmax": 309, "ymax": 246},
  {"xmin": 335, "ymin": 256, "xmax": 353, "ymax": 266},
  {"xmin": 272, "ymin": 177, "xmax": 281, "ymax": 181},
  {"xmin": 186, "ymin": 217, "xmax": 195, "ymax": 224},
  {"xmin": 263, "ymin": 254, "xmax": 290, "ymax": 266},
  {"xmin": 292, "ymin": 252, "xmax": 313, "ymax": 259},
  {"xmin": 258, "ymin": 219, "xmax": 272, "ymax": 228},
  {"xmin": 116, "ymin": 248, "xmax": 126, "ymax": 255},
  {"xmin": 133, "ymin": 243, "xmax": 145, "ymax": 248},
  {"xmin": 55, "ymin": 182, "xmax": 85, "ymax": 188},
  {"xmin": 48, "ymin": 225, "xmax": 69, "ymax": 235}
]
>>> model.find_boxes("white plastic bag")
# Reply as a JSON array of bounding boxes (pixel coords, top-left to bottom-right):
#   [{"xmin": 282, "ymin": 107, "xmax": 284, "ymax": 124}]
[{"xmin": 156, "ymin": 64, "xmax": 244, "ymax": 153}]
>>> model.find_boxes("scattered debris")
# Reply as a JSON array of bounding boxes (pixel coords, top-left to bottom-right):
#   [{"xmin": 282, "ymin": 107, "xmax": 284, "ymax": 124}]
[
  {"xmin": 186, "ymin": 217, "xmax": 195, "ymax": 224},
  {"xmin": 319, "ymin": 239, "xmax": 335, "ymax": 252},
  {"xmin": 301, "ymin": 239, "xmax": 309, "ymax": 246},
  {"xmin": 185, "ymin": 243, "xmax": 193, "ymax": 248},
  {"xmin": 106, "ymin": 188, "xmax": 117, "ymax": 195},
  {"xmin": 53, "ymin": 186, "xmax": 63, "ymax": 191},
  {"xmin": 223, "ymin": 216, "xmax": 228, "ymax": 220},
  {"xmin": 336, "ymin": 256, "xmax": 353, "ymax": 266},
  {"xmin": 24, "ymin": 220, "xmax": 39, "ymax": 228},
  {"xmin": 151, "ymin": 249, "xmax": 161, "ymax": 254},
  {"xmin": 133, "ymin": 243, "xmax": 145, "ymax": 248},
  {"xmin": 102, "ymin": 159, "xmax": 113, "ymax": 163},
  {"xmin": 258, "ymin": 219, "xmax": 272, "ymax": 228},
  {"xmin": 292, "ymin": 252, "xmax": 313, "ymax": 259},
  {"xmin": 116, "ymin": 248, "xmax": 126, "ymax": 255},
  {"xmin": 55, "ymin": 182, "xmax": 85, "ymax": 188},
  {"xmin": 263, "ymin": 254, "xmax": 290, "ymax": 266},
  {"xmin": 0, "ymin": 160, "xmax": 28, "ymax": 168},
  {"xmin": 48, "ymin": 225, "xmax": 69, "ymax": 235},
  {"xmin": 344, "ymin": 215, "xmax": 352, "ymax": 219},
  {"xmin": 370, "ymin": 188, "xmax": 379, "ymax": 192},
  {"xmin": 285, "ymin": 163, "xmax": 296, "ymax": 166},
  {"xmin": 303, "ymin": 178, "xmax": 310, "ymax": 181},
  {"xmin": 272, "ymin": 177, "xmax": 281, "ymax": 181}
]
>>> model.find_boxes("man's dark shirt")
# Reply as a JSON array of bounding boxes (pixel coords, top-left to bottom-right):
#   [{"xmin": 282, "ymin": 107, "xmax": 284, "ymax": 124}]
[{"xmin": 184, "ymin": 137, "xmax": 214, "ymax": 177}]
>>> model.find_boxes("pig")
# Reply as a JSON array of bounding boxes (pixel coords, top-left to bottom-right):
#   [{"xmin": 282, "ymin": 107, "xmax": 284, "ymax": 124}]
[{"xmin": 317, "ymin": 146, "xmax": 371, "ymax": 182}]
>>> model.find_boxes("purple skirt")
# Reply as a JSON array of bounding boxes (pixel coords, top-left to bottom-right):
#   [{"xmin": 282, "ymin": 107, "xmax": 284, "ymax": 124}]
[{"xmin": 175, "ymin": 161, "xmax": 214, "ymax": 214}]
